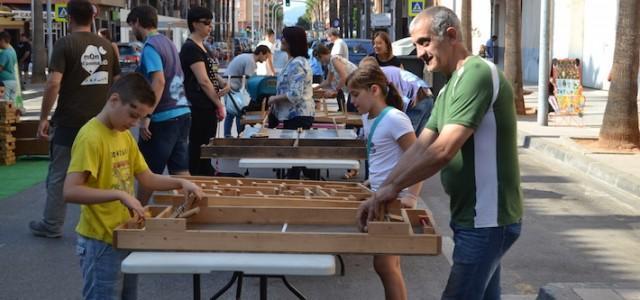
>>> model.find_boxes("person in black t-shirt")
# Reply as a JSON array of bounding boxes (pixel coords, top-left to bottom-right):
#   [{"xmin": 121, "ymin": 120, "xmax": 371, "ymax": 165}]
[
  {"xmin": 370, "ymin": 31, "xmax": 403, "ymax": 68},
  {"xmin": 29, "ymin": 0, "xmax": 120, "ymax": 238},
  {"xmin": 16, "ymin": 33, "xmax": 31, "ymax": 84},
  {"xmin": 180, "ymin": 6, "xmax": 230, "ymax": 176}
]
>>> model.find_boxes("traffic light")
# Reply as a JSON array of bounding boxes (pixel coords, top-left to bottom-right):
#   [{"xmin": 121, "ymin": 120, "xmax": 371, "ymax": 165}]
[{"xmin": 285, "ymin": 0, "xmax": 290, "ymax": 7}]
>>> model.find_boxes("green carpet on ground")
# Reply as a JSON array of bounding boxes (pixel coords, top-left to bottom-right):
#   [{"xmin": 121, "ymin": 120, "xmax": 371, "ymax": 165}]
[{"xmin": 0, "ymin": 157, "xmax": 49, "ymax": 200}]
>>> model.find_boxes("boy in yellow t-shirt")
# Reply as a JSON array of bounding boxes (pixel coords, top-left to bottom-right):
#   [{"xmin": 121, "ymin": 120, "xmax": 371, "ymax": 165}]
[{"xmin": 63, "ymin": 73, "xmax": 203, "ymax": 300}]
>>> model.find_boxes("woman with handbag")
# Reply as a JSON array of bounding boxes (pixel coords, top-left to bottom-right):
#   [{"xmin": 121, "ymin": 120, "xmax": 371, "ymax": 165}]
[
  {"xmin": 267, "ymin": 26, "xmax": 316, "ymax": 179},
  {"xmin": 180, "ymin": 7, "xmax": 230, "ymax": 175}
]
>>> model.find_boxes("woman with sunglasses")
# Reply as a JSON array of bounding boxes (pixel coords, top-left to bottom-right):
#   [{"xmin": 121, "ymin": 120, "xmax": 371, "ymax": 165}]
[
  {"xmin": 180, "ymin": 6, "xmax": 230, "ymax": 175},
  {"xmin": 267, "ymin": 26, "xmax": 316, "ymax": 179}
]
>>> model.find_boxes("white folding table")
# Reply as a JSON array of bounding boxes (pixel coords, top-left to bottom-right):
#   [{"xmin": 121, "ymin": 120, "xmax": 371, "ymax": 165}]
[
  {"xmin": 238, "ymin": 158, "xmax": 360, "ymax": 180},
  {"xmin": 121, "ymin": 252, "xmax": 337, "ymax": 300}
]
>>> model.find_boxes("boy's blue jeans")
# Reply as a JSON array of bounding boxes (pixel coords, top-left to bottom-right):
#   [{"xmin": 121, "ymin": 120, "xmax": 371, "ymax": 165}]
[
  {"xmin": 442, "ymin": 222, "xmax": 521, "ymax": 300},
  {"xmin": 76, "ymin": 235, "xmax": 137, "ymax": 300}
]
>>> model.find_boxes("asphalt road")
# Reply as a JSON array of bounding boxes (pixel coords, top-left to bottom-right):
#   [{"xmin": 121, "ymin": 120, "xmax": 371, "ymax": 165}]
[{"xmin": 1, "ymin": 147, "xmax": 639, "ymax": 299}]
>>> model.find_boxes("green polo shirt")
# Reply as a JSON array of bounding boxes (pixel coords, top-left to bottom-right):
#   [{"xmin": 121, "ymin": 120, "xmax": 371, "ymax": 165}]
[{"xmin": 426, "ymin": 56, "xmax": 523, "ymax": 228}]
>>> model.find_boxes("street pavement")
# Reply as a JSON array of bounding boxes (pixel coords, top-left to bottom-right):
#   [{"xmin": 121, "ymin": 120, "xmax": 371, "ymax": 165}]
[
  {"xmin": 1, "ymin": 83, "xmax": 638, "ymax": 299},
  {"xmin": 1, "ymin": 145, "xmax": 639, "ymax": 299}
]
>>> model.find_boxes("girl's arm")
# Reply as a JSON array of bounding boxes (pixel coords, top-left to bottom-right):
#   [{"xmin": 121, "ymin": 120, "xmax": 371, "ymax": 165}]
[{"xmin": 397, "ymin": 131, "xmax": 423, "ymax": 208}]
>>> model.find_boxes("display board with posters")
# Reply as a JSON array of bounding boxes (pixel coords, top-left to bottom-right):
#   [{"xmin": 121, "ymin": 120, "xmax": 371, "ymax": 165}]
[{"xmin": 549, "ymin": 58, "xmax": 586, "ymax": 117}]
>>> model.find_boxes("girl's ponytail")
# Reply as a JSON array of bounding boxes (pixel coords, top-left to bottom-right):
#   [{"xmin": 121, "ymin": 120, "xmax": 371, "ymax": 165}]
[{"xmin": 386, "ymin": 83, "xmax": 404, "ymax": 111}]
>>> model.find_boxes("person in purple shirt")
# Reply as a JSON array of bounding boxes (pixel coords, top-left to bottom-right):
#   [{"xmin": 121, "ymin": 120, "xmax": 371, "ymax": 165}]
[{"xmin": 360, "ymin": 56, "xmax": 434, "ymax": 135}]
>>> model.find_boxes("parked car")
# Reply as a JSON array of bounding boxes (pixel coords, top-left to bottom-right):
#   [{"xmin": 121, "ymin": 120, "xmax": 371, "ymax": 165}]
[
  {"xmin": 392, "ymin": 37, "xmax": 416, "ymax": 56},
  {"xmin": 118, "ymin": 43, "xmax": 141, "ymax": 73},
  {"xmin": 343, "ymin": 39, "xmax": 374, "ymax": 66}
]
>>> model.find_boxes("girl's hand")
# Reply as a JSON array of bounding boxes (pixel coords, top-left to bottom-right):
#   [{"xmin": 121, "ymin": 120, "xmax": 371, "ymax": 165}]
[{"xmin": 399, "ymin": 193, "xmax": 419, "ymax": 209}]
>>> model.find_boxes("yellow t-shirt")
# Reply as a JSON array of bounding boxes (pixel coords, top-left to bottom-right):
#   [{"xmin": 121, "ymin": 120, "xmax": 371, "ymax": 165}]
[{"xmin": 69, "ymin": 118, "xmax": 148, "ymax": 244}]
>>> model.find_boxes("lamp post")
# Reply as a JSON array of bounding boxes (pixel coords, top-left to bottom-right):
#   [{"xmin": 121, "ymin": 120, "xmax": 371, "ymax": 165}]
[{"xmin": 272, "ymin": 5, "xmax": 282, "ymax": 33}]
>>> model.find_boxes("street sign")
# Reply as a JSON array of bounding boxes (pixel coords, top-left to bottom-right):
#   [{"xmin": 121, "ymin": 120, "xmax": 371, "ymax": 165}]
[
  {"xmin": 332, "ymin": 18, "xmax": 340, "ymax": 28},
  {"xmin": 54, "ymin": 3, "xmax": 68, "ymax": 23},
  {"xmin": 408, "ymin": 0, "xmax": 425, "ymax": 17},
  {"xmin": 371, "ymin": 13, "xmax": 392, "ymax": 28}
]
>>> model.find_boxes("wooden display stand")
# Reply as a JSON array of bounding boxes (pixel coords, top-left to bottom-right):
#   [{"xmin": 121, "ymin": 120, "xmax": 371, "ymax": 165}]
[
  {"xmin": 14, "ymin": 120, "xmax": 49, "ymax": 156},
  {"xmin": 114, "ymin": 176, "xmax": 441, "ymax": 255},
  {"xmin": 0, "ymin": 101, "xmax": 19, "ymax": 165}
]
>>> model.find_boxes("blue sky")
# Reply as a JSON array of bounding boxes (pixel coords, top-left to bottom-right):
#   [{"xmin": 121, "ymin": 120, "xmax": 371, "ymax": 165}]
[{"xmin": 283, "ymin": 2, "xmax": 307, "ymax": 26}]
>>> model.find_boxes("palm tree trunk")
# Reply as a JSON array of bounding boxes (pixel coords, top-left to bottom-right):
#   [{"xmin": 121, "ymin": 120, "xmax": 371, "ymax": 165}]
[
  {"xmin": 461, "ymin": 0, "xmax": 472, "ymax": 52},
  {"xmin": 31, "ymin": 0, "xmax": 47, "ymax": 83},
  {"xmin": 599, "ymin": 0, "xmax": 640, "ymax": 148},
  {"xmin": 504, "ymin": 0, "xmax": 526, "ymax": 115}
]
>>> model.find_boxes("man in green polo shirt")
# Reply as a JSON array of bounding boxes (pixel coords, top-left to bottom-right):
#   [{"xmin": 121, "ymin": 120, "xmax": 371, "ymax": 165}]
[{"xmin": 357, "ymin": 6, "xmax": 523, "ymax": 299}]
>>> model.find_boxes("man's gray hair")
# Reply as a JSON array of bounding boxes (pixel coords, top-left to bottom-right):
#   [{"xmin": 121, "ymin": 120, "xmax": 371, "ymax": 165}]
[
  {"xmin": 409, "ymin": 6, "xmax": 461, "ymax": 41},
  {"xmin": 326, "ymin": 28, "xmax": 341, "ymax": 38}
]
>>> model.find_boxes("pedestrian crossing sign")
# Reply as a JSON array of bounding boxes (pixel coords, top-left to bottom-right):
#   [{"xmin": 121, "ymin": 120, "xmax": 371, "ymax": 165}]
[
  {"xmin": 54, "ymin": 3, "xmax": 68, "ymax": 23},
  {"xmin": 408, "ymin": 0, "xmax": 425, "ymax": 17}
]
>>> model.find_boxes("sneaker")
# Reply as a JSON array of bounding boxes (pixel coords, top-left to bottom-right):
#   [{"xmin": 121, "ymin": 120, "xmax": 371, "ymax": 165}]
[{"xmin": 29, "ymin": 221, "xmax": 62, "ymax": 238}]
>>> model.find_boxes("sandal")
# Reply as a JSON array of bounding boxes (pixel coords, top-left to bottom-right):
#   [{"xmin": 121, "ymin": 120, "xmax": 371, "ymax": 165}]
[{"xmin": 343, "ymin": 169, "xmax": 359, "ymax": 179}]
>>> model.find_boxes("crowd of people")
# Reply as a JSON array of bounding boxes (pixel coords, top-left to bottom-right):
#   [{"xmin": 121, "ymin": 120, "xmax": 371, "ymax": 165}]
[{"xmin": 22, "ymin": 0, "xmax": 522, "ymax": 299}]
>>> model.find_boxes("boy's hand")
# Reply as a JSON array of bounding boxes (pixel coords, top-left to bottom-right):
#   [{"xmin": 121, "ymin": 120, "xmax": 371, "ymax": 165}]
[
  {"xmin": 119, "ymin": 192, "xmax": 146, "ymax": 221},
  {"xmin": 181, "ymin": 180, "xmax": 205, "ymax": 201}
]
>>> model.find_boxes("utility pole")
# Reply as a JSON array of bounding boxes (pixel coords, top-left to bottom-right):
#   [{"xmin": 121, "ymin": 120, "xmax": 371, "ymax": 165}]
[
  {"xmin": 32, "ymin": 0, "xmax": 47, "ymax": 83},
  {"xmin": 231, "ymin": 0, "xmax": 235, "ymax": 41},
  {"xmin": 537, "ymin": 0, "xmax": 550, "ymax": 125},
  {"xmin": 46, "ymin": 0, "xmax": 53, "ymax": 60},
  {"xmin": 213, "ymin": 0, "xmax": 220, "ymax": 40},
  {"xmin": 364, "ymin": 0, "xmax": 370, "ymax": 39}
]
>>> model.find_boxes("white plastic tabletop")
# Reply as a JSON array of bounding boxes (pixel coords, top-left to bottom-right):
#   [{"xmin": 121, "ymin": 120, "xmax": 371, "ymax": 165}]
[
  {"xmin": 122, "ymin": 252, "xmax": 336, "ymax": 276},
  {"xmin": 238, "ymin": 158, "xmax": 360, "ymax": 169}
]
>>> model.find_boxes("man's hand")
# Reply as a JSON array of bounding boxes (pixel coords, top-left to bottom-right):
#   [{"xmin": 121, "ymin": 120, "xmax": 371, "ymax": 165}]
[
  {"xmin": 139, "ymin": 118, "xmax": 152, "ymax": 141},
  {"xmin": 120, "ymin": 192, "xmax": 146, "ymax": 221},
  {"xmin": 324, "ymin": 90, "xmax": 338, "ymax": 98},
  {"xmin": 356, "ymin": 184, "xmax": 400, "ymax": 232},
  {"xmin": 37, "ymin": 120, "xmax": 50, "ymax": 141},
  {"xmin": 216, "ymin": 106, "xmax": 226, "ymax": 121}
]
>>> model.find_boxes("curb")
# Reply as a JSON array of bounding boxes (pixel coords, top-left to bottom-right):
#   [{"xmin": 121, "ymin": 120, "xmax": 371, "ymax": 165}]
[
  {"xmin": 536, "ymin": 283, "xmax": 640, "ymax": 300},
  {"xmin": 517, "ymin": 131, "xmax": 640, "ymax": 199}
]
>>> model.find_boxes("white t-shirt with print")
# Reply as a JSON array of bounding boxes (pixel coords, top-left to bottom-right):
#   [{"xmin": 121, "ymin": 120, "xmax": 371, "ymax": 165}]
[
  {"xmin": 331, "ymin": 38, "xmax": 349, "ymax": 61},
  {"xmin": 362, "ymin": 108, "xmax": 414, "ymax": 191}
]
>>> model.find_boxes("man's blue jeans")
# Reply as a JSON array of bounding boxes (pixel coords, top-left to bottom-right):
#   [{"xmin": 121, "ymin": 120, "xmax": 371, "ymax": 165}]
[
  {"xmin": 442, "ymin": 222, "xmax": 522, "ymax": 300},
  {"xmin": 405, "ymin": 96, "xmax": 434, "ymax": 136},
  {"xmin": 224, "ymin": 110, "xmax": 244, "ymax": 138},
  {"xmin": 76, "ymin": 235, "xmax": 137, "ymax": 300}
]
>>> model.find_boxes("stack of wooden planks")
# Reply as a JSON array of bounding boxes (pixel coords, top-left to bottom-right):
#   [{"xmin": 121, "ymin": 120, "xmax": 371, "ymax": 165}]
[
  {"xmin": 14, "ymin": 120, "xmax": 49, "ymax": 156},
  {"xmin": 0, "ymin": 101, "xmax": 19, "ymax": 165}
]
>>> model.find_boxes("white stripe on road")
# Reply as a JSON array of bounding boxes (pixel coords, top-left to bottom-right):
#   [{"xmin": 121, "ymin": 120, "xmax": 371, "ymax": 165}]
[{"xmin": 442, "ymin": 236, "xmax": 454, "ymax": 266}]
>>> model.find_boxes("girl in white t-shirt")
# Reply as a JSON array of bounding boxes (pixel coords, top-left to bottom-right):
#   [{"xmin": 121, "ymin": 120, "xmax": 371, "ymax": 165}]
[{"xmin": 347, "ymin": 64, "xmax": 423, "ymax": 300}]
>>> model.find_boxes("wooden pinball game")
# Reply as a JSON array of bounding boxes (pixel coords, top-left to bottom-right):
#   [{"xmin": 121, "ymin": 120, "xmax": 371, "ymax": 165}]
[{"xmin": 114, "ymin": 176, "xmax": 442, "ymax": 256}]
